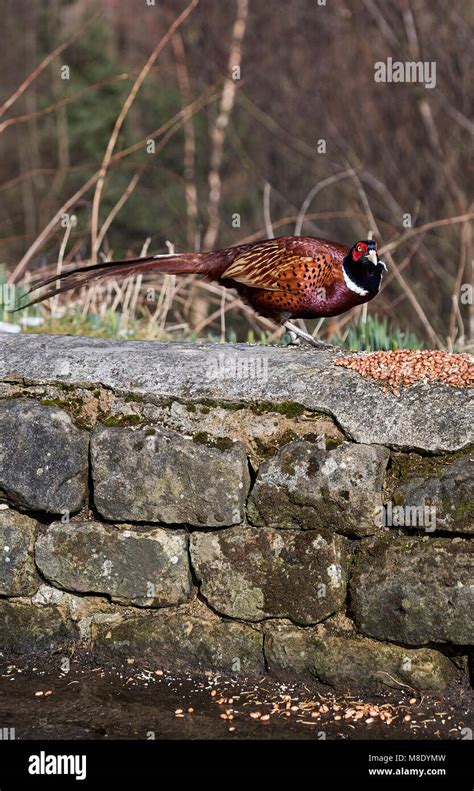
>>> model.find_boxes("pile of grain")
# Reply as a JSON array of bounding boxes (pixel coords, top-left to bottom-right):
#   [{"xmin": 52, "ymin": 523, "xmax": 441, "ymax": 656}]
[{"xmin": 335, "ymin": 349, "xmax": 474, "ymax": 395}]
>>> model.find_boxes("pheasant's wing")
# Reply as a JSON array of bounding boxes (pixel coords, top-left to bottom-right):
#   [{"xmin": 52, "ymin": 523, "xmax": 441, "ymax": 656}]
[{"xmin": 221, "ymin": 239, "xmax": 334, "ymax": 292}]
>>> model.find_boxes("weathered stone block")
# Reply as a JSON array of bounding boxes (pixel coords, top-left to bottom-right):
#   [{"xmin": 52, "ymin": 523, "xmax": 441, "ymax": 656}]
[
  {"xmin": 35, "ymin": 521, "xmax": 192, "ymax": 607},
  {"xmin": 92, "ymin": 602, "xmax": 264, "ymax": 675},
  {"xmin": 0, "ymin": 508, "xmax": 39, "ymax": 595},
  {"xmin": 392, "ymin": 455, "xmax": 473, "ymax": 534},
  {"xmin": 0, "ymin": 600, "xmax": 78, "ymax": 653},
  {"xmin": 350, "ymin": 536, "xmax": 474, "ymax": 645},
  {"xmin": 0, "ymin": 399, "xmax": 88, "ymax": 514},
  {"xmin": 247, "ymin": 439, "xmax": 389, "ymax": 536},
  {"xmin": 190, "ymin": 526, "xmax": 349, "ymax": 624},
  {"xmin": 2, "ymin": 334, "xmax": 472, "ymax": 452},
  {"xmin": 264, "ymin": 621, "xmax": 459, "ymax": 692},
  {"xmin": 91, "ymin": 425, "xmax": 250, "ymax": 526}
]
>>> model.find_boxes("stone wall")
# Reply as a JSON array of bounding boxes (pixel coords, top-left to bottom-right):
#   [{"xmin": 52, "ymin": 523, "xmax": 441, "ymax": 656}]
[{"xmin": 0, "ymin": 333, "xmax": 472, "ymax": 693}]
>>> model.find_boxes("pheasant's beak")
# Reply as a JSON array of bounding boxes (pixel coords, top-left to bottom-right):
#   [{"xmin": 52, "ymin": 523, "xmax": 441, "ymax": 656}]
[{"xmin": 366, "ymin": 249, "xmax": 378, "ymax": 266}]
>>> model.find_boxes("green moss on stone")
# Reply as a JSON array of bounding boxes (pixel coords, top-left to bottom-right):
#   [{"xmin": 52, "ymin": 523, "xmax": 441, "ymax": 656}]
[
  {"xmin": 281, "ymin": 460, "xmax": 296, "ymax": 476},
  {"xmin": 40, "ymin": 398, "xmax": 70, "ymax": 408},
  {"xmin": 390, "ymin": 445, "xmax": 473, "ymax": 483},
  {"xmin": 192, "ymin": 431, "xmax": 234, "ymax": 450},
  {"xmin": 325, "ymin": 436, "xmax": 343, "ymax": 450},
  {"xmin": 102, "ymin": 414, "xmax": 141, "ymax": 427},
  {"xmin": 252, "ymin": 400, "xmax": 306, "ymax": 418}
]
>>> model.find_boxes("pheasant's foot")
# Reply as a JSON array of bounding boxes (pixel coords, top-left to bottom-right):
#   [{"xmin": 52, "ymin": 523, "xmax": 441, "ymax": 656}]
[
  {"xmin": 285, "ymin": 327, "xmax": 301, "ymax": 346},
  {"xmin": 284, "ymin": 321, "xmax": 337, "ymax": 351}
]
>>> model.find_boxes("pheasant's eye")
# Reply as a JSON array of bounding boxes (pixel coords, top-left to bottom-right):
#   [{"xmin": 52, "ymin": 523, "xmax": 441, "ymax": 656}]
[{"xmin": 356, "ymin": 245, "xmax": 362, "ymax": 252}]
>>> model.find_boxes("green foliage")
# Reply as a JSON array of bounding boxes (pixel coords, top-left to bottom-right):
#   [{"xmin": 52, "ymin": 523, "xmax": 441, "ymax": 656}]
[{"xmin": 332, "ymin": 314, "xmax": 424, "ymax": 351}]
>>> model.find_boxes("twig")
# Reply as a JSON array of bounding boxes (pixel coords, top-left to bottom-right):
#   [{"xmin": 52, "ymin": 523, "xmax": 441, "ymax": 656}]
[
  {"xmin": 0, "ymin": 12, "xmax": 101, "ymax": 119},
  {"xmin": 94, "ymin": 167, "xmax": 145, "ymax": 253},
  {"xmin": 381, "ymin": 213, "xmax": 474, "ymax": 254},
  {"xmin": 203, "ymin": 0, "xmax": 249, "ymax": 250},
  {"xmin": 172, "ymin": 31, "xmax": 199, "ymax": 250},
  {"xmin": 90, "ymin": 0, "xmax": 199, "ymax": 262},
  {"xmin": 263, "ymin": 183, "xmax": 274, "ymax": 238},
  {"xmin": 361, "ymin": 0, "xmax": 398, "ymax": 47},
  {"xmin": 0, "ymin": 73, "xmax": 130, "ymax": 134},
  {"xmin": 9, "ymin": 82, "xmax": 212, "ymax": 284},
  {"xmin": 294, "ymin": 169, "xmax": 355, "ymax": 235},
  {"xmin": 50, "ymin": 221, "xmax": 73, "ymax": 318},
  {"xmin": 9, "ymin": 172, "xmax": 99, "ymax": 284},
  {"xmin": 448, "ymin": 218, "xmax": 471, "ymax": 348}
]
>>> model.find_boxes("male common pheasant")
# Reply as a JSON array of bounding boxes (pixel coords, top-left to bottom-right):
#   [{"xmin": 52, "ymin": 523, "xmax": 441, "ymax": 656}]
[{"xmin": 19, "ymin": 236, "xmax": 387, "ymax": 348}]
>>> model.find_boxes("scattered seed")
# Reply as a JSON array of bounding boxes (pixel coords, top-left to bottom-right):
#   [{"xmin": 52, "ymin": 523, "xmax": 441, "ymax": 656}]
[{"xmin": 335, "ymin": 350, "xmax": 474, "ymax": 395}]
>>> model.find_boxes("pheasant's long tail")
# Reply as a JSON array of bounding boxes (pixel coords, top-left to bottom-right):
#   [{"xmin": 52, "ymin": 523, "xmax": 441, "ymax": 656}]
[{"xmin": 15, "ymin": 250, "xmax": 229, "ymax": 310}]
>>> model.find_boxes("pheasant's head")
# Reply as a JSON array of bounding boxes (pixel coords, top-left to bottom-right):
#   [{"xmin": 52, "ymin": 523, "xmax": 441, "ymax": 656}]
[{"xmin": 343, "ymin": 240, "xmax": 387, "ymax": 296}]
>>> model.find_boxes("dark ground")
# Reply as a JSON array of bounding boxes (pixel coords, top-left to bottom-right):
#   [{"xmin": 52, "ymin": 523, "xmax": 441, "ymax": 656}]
[{"xmin": 0, "ymin": 652, "xmax": 472, "ymax": 741}]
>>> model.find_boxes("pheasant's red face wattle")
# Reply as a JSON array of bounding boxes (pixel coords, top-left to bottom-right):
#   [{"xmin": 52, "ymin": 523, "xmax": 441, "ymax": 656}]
[{"xmin": 352, "ymin": 242, "xmax": 368, "ymax": 262}]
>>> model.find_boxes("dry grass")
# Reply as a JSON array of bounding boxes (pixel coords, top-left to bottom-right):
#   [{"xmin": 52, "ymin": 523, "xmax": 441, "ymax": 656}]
[{"xmin": 17, "ymin": 267, "xmax": 282, "ymax": 344}]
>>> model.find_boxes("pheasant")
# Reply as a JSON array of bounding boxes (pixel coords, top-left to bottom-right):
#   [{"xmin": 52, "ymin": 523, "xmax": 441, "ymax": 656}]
[{"xmin": 18, "ymin": 236, "xmax": 387, "ymax": 348}]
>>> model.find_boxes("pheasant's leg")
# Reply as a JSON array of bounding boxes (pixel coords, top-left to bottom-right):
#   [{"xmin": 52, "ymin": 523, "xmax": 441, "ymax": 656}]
[
  {"xmin": 284, "ymin": 321, "xmax": 336, "ymax": 350},
  {"xmin": 285, "ymin": 326, "xmax": 301, "ymax": 346}
]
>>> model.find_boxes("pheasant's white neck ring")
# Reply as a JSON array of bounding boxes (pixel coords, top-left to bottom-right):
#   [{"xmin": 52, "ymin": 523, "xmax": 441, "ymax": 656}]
[{"xmin": 341, "ymin": 262, "xmax": 369, "ymax": 296}]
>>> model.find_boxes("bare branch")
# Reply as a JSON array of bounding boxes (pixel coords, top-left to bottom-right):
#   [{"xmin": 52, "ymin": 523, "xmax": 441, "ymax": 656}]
[
  {"xmin": 295, "ymin": 170, "xmax": 355, "ymax": 236},
  {"xmin": 203, "ymin": 0, "xmax": 249, "ymax": 250},
  {"xmin": 172, "ymin": 31, "xmax": 199, "ymax": 250},
  {"xmin": 90, "ymin": 0, "xmax": 199, "ymax": 262},
  {"xmin": 263, "ymin": 183, "xmax": 274, "ymax": 238},
  {"xmin": 0, "ymin": 11, "xmax": 101, "ymax": 118}
]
